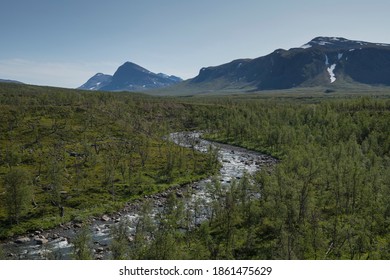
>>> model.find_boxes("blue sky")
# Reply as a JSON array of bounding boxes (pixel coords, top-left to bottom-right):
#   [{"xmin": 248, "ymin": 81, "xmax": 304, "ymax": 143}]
[{"xmin": 1, "ymin": 0, "xmax": 390, "ymax": 88}]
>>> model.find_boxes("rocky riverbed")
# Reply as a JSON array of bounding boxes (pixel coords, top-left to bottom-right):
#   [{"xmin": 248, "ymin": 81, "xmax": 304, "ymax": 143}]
[{"xmin": 1, "ymin": 132, "xmax": 277, "ymax": 260}]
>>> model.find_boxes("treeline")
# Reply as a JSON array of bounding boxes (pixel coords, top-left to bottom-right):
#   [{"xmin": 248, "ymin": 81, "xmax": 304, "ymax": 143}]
[{"xmin": 0, "ymin": 84, "xmax": 217, "ymax": 238}]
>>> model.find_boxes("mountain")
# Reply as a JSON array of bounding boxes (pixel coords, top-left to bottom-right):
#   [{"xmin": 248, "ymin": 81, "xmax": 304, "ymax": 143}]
[
  {"xmin": 78, "ymin": 73, "xmax": 112, "ymax": 90},
  {"xmin": 186, "ymin": 37, "xmax": 390, "ymax": 92},
  {"xmin": 79, "ymin": 62, "xmax": 182, "ymax": 91},
  {"xmin": 0, "ymin": 79, "xmax": 23, "ymax": 84}
]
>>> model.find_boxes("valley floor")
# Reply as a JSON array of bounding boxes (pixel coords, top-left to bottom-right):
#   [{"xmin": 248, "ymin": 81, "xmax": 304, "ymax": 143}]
[{"xmin": 1, "ymin": 83, "xmax": 389, "ymax": 259}]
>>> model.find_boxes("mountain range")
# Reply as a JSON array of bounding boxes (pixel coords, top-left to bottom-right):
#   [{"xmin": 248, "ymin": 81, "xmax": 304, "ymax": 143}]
[
  {"xmin": 79, "ymin": 62, "xmax": 182, "ymax": 91},
  {"xmin": 183, "ymin": 37, "xmax": 390, "ymax": 92},
  {"xmin": 80, "ymin": 37, "xmax": 390, "ymax": 94}
]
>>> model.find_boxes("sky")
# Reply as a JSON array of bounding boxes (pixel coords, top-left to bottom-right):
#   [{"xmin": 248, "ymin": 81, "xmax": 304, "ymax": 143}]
[{"xmin": 1, "ymin": 0, "xmax": 390, "ymax": 88}]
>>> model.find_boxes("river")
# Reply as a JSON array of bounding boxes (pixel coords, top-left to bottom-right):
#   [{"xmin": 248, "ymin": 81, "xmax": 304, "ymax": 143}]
[{"xmin": 1, "ymin": 132, "xmax": 276, "ymax": 260}]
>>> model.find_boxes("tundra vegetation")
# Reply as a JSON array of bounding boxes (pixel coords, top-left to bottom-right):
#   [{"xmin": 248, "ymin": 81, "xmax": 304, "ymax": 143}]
[{"xmin": 0, "ymin": 83, "xmax": 389, "ymax": 259}]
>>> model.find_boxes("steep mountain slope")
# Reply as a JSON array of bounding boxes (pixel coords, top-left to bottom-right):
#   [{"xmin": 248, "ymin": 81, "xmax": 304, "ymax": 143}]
[
  {"xmin": 79, "ymin": 62, "xmax": 182, "ymax": 91},
  {"xmin": 187, "ymin": 37, "xmax": 390, "ymax": 91}
]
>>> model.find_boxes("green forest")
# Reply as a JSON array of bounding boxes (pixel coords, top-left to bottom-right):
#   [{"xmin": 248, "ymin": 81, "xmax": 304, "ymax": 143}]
[
  {"xmin": 0, "ymin": 83, "xmax": 389, "ymax": 259},
  {"xmin": 0, "ymin": 83, "xmax": 217, "ymax": 238}
]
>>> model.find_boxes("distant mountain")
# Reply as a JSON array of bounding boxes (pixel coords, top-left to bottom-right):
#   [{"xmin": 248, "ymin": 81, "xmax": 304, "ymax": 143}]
[
  {"xmin": 78, "ymin": 73, "xmax": 112, "ymax": 90},
  {"xmin": 186, "ymin": 37, "xmax": 390, "ymax": 91},
  {"xmin": 79, "ymin": 62, "xmax": 182, "ymax": 91},
  {"xmin": 0, "ymin": 79, "xmax": 23, "ymax": 84}
]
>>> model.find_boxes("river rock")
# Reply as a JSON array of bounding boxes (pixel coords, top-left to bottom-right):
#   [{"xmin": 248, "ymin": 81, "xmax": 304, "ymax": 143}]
[
  {"xmin": 159, "ymin": 192, "xmax": 166, "ymax": 198},
  {"xmin": 101, "ymin": 215, "xmax": 110, "ymax": 222},
  {"xmin": 95, "ymin": 247, "xmax": 104, "ymax": 253},
  {"xmin": 34, "ymin": 237, "xmax": 48, "ymax": 245},
  {"xmin": 15, "ymin": 237, "xmax": 30, "ymax": 244},
  {"xmin": 74, "ymin": 223, "xmax": 83, "ymax": 228}
]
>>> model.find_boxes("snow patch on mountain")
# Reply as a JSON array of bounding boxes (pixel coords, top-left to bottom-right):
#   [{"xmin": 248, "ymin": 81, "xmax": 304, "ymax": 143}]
[
  {"xmin": 319, "ymin": 41, "xmax": 332, "ymax": 46},
  {"xmin": 327, "ymin": 64, "xmax": 337, "ymax": 83},
  {"xmin": 301, "ymin": 44, "xmax": 312, "ymax": 49}
]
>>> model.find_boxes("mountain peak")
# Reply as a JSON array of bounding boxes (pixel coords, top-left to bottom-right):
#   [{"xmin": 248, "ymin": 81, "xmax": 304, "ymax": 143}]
[
  {"xmin": 311, "ymin": 36, "xmax": 349, "ymax": 43},
  {"xmin": 116, "ymin": 62, "xmax": 151, "ymax": 75},
  {"xmin": 122, "ymin": 61, "xmax": 148, "ymax": 69},
  {"xmin": 300, "ymin": 36, "xmax": 390, "ymax": 50},
  {"xmin": 79, "ymin": 62, "xmax": 182, "ymax": 92},
  {"xmin": 78, "ymin": 73, "xmax": 112, "ymax": 91}
]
